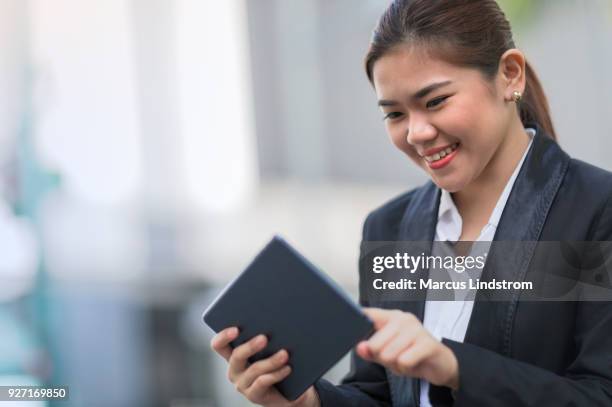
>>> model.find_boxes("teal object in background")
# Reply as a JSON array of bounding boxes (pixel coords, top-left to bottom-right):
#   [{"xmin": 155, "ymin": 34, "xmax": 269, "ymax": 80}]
[
  {"xmin": 0, "ymin": 309, "xmax": 37, "ymax": 375},
  {"xmin": 14, "ymin": 68, "xmax": 61, "ymax": 220},
  {"xmin": 1, "ymin": 66, "xmax": 60, "ymax": 393}
]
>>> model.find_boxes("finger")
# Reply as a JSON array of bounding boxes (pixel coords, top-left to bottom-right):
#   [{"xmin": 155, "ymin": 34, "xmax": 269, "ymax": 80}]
[
  {"xmin": 245, "ymin": 365, "xmax": 292, "ymax": 402},
  {"xmin": 237, "ymin": 349, "xmax": 289, "ymax": 390},
  {"xmin": 378, "ymin": 330, "xmax": 417, "ymax": 366},
  {"xmin": 356, "ymin": 340, "xmax": 372, "ymax": 360},
  {"xmin": 397, "ymin": 339, "xmax": 435, "ymax": 373},
  {"xmin": 210, "ymin": 327, "xmax": 239, "ymax": 361},
  {"xmin": 228, "ymin": 334, "xmax": 268, "ymax": 381},
  {"xmin": 365, "ymin": 321, "xmax": 402, "ymax": 357}
]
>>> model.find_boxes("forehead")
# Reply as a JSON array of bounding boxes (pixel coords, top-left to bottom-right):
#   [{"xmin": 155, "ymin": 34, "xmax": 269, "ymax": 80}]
[{"xmin": 372, "ymin": 45, "xmax": 483, "ymax": 98}]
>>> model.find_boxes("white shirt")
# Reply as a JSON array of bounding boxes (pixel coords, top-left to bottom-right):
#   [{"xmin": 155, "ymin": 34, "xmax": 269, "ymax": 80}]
[{"xmin": 419, "ymin": 128, "xmax": 535, "ymax": 406}]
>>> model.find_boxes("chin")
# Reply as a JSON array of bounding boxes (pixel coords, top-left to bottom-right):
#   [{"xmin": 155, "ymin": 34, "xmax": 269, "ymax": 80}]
[{"xmin": 430, "ymin": 174, "xmax": 468, "ymax": 193}]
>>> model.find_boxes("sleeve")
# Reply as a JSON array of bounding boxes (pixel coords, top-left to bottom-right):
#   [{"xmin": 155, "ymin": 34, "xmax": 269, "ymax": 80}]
[
  {"xmin": 429, "ymin": 193, "xmax": 612, "ymax": 407},
  {"xmin": 313, "ymin": 213, "xmax": 393, "ymax": 406}
]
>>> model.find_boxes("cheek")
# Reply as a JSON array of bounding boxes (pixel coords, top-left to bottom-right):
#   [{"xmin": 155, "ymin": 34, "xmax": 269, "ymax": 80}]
[
  {"xmin": 440, "ymin": 100, "xmax": 499, "ymax": 156},
  {"xmin": 439, "ymin": 100, "xmax": 481, "ymax": 135},
  {"xmin": 461, "ymin": 92, "xmax": 507, "ymax": 140},
  {"xmin": 388, "ymin": 125, "xmax": 407, "ymax": 151}
]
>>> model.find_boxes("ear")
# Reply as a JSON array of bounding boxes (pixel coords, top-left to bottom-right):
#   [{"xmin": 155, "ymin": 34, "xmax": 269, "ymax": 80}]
[{"xmin": 498, "ymin": 49, "xmax": 526, "ymax": 101}]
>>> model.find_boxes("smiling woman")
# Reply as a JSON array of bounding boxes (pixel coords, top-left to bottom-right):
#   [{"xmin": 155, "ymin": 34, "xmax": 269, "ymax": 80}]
[
  {"xmin": 209, "ymin": 1, "xmax": 612, "ymax": 406},
  {"xmin": 372, "ymin": 47, "xmax": 532, "ymax": 200}
]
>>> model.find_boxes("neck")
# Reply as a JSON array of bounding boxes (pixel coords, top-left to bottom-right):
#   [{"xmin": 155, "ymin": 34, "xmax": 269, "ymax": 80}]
[{"xmin": 452, "ymin": 120, "xmax": 530, "ymax": 223}]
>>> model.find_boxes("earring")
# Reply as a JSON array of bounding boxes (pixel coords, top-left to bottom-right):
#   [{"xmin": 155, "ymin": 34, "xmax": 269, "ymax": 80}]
[{"xmin": 512, "ymin": 90, "xmax": 522, "ymax": 103}]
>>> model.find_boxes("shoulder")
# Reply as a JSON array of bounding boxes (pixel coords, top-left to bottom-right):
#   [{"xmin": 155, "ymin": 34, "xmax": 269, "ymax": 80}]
[
  {"xmin": 562, "ymin": 157, "xmax": 612, "ymax": 202},
  {"xmin": 362, "ymin": 181, "xmax": 434, "ymax": 241},
  {"xmin": 567, "ymin": 157, "xmax": 612, "ymax": 185},
  {"xmin": 570, "ymin": 159, "xmax": 612, "ymax": 239},
  {"xmin": 551, "ymin": 157, "xmax": 612, "ymax": 239}
]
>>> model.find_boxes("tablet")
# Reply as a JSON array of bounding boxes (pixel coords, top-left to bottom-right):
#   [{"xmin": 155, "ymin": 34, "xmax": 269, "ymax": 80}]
[{"xmin": 202, "ymin": 235, "xmax": 374, "ymax": 401}]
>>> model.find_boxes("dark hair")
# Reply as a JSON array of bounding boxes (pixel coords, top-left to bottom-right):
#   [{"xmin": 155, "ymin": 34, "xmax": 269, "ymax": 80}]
[{"xmin": 365, "ymin": 0, "xmax": 557, "ymax": 140}]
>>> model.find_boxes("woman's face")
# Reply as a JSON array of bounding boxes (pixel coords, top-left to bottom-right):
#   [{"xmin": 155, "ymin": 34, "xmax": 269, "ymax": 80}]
[{"xmin": 372, "ymin": 45, "xmax": 515, "ymax": 192}]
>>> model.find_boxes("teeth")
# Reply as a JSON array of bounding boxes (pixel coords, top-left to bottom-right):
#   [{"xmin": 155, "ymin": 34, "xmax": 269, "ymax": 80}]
[{"xmin": 424, "ymin": 143, "xmax": 459, "ymax": 162}]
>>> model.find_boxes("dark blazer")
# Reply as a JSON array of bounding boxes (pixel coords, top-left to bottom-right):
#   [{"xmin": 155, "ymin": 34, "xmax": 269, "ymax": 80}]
[{"xmin": 313, "ymin": 124, "xmax": 612, "ymax": 406}]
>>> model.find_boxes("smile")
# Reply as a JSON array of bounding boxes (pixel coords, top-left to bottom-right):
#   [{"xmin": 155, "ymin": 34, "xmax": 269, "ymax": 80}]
[{"xmin": 422, "ymin": 143, "xmax": 459, "ymax": 170}]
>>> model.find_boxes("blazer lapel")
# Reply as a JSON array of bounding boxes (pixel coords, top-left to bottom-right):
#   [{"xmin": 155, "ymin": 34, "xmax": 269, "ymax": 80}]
[{"xmin": 464, "ymin": 125, "xmax": 570, "ymax": 355}]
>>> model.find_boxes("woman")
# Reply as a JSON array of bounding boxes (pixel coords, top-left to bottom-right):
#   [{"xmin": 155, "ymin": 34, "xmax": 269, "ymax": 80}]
[{"xmin": 211, "ymin": 0, "xmax": 612, "ymax": 405}]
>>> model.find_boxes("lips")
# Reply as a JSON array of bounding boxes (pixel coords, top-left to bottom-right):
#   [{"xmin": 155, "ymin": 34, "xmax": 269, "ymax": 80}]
[
  {"xmin": 422, "ymin": 143, "xmax": 459, "ymax": 162},
  {"xmin": 421, "ymin": 143, "xmax": 460, "ymax": 170}
]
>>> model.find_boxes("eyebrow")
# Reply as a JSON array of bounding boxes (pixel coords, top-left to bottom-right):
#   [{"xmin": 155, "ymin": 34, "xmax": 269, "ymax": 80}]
[{"xmin": 377, "ymin": 80, "xmax": 453, "ymax": 106}]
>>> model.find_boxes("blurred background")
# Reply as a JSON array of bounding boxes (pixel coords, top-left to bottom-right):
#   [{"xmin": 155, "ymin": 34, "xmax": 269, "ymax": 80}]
[{"xmin": 0, "ymin": 0, "xmax": 611, "ymax": 406}]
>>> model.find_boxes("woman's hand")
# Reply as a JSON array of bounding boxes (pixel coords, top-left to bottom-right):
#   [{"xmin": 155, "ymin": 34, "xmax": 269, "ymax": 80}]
[
  {"xmin": 357, "ymin": 308, "xmax": 459, "ymax": 390},
  {"xmin": 210, "ymin": 327, "xmax": 320, "ymax": 407}
]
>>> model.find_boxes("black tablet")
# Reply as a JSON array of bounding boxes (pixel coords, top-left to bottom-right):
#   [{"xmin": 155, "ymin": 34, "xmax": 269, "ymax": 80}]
[{"xmin": 202, "ymin": 235, "xmax": 374, "ymax": 401}]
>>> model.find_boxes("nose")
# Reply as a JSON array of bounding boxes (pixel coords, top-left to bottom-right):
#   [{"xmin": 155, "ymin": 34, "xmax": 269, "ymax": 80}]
[{"xmin": 406, "ymin": 117, "xmax": 437, "ymax": 147}]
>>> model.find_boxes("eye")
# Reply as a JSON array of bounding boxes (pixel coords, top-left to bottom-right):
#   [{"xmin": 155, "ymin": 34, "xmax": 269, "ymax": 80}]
[
  {"xmin": 383, "ymin": 111, "xmax": 403, "ymax": 121},
  {"xmin": 426, "ymin": 95, "xmax": 450, "ymax": 109}
]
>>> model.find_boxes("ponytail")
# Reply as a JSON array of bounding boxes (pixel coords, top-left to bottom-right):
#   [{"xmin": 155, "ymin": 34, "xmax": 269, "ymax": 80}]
[{"xmin": 521, "ymin": 60, "xmax": 557, "ymax": 140}]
